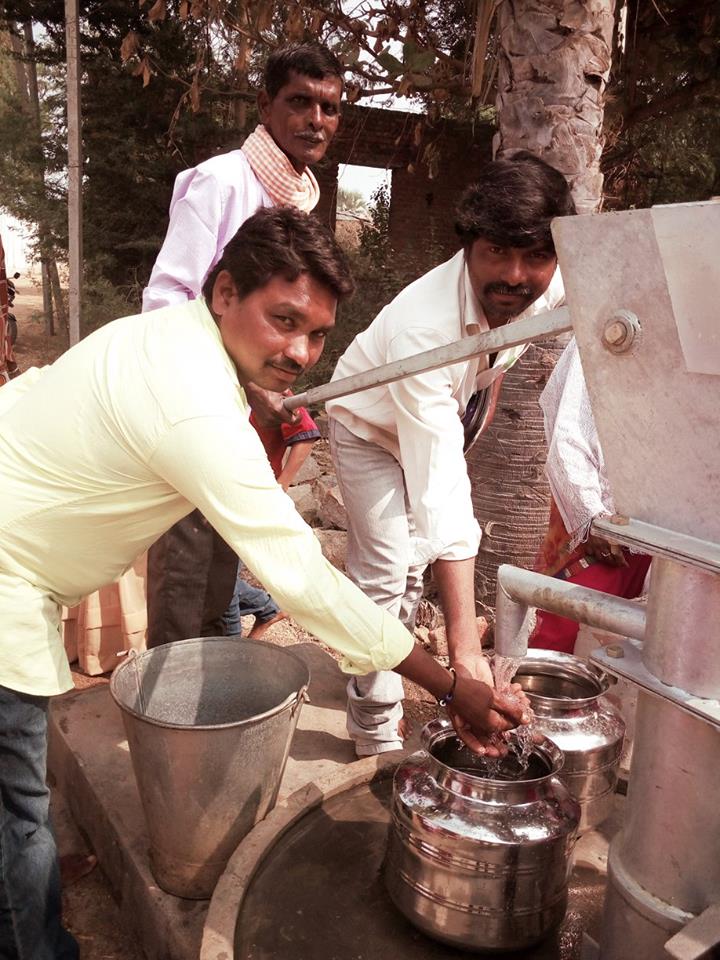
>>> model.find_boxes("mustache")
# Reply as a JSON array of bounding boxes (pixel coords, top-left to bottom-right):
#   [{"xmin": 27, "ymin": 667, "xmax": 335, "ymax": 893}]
[
  {"xmin": 484, "ymin": 282, "xmax": 532, "ymax": 298},
  {"xmin": 271, "ymin": 361, "xmax": 304, "ymax": 376}
]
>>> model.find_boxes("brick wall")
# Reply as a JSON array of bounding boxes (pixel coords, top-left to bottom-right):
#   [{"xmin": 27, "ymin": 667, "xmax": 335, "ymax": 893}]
[{"xmin": 314, "ymin": 105, "xmax": 494, "ymax": 277}]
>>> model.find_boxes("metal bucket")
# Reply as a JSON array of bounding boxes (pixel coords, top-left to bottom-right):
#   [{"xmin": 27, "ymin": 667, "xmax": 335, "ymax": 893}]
[
  {"xmin": 385, "ymin": 718, "xmax": 579, "ymax": 952},
  {"xmin": 517, "ymin": 649, "xmax": 625, "ymax": 832},
  {"xmin": 110, "ymin": 637, "xmax": 309, "ymax": 899}
]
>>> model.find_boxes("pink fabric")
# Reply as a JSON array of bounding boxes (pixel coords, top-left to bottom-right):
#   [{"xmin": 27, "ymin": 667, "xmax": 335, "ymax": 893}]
[
  {"xmin": 142, "ymin": 150, "xmax": 272, "ymax": 312},
  {"xmin": 530, "ymin": 552, "xmax": 651, "ymax": 654}
]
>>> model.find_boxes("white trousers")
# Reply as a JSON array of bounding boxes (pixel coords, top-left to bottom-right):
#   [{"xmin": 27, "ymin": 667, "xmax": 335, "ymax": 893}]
[{"xmin": 329, "ymin": 419, "xmax": 426, "ymax": 755}]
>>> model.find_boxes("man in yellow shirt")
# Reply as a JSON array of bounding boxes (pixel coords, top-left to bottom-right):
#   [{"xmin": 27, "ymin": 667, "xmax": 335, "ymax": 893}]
[{"xmin": 0, "ymin": 208, "xmax": 525, "ymax": 958}]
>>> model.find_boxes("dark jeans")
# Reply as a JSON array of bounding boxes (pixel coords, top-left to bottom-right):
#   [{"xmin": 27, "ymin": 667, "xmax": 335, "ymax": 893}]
[
  {"xmin": 0, "ymin": 685, "xmax": 78, "ymax": 960},
  {"xmin": 222, "ymin": 576, "xmax": 280, "ymax": 637},
  {"xmin": 147, "ymin": 510, "xmax": 239, "ymax": 648}
]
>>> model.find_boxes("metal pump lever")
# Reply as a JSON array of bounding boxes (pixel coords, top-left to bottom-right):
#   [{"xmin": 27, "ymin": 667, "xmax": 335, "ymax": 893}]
[{"xmin": 283, "ymin": 306, "xmax": 572, "ymax": 412}]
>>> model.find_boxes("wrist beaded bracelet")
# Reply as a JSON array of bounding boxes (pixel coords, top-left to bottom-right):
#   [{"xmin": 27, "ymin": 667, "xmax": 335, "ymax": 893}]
[{"xmin": 437, "ymin": 666, "xmax": 457, "ymax": 707}]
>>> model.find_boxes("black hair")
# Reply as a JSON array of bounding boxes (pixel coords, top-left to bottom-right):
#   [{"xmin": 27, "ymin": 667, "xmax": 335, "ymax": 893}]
[
  {"xmin": 202, "ymin": 206, "xmax": 355, "ymax": 304},
  {"xmin": 454, "ymin": 151, "xmax": 576, "ymax": 250},
  {"xmin": 265, "ymin": 44, "xmax": 344, "ymax": 99}
]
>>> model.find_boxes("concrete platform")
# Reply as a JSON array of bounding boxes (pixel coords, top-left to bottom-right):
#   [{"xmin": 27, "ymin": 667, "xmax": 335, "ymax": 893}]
[
  {"xmin": 48, "ymin": 641, "xmax": 619, "ymax": 960},
  {"xmin": 201, "ymin": 760, "xmax": 622, "ymax": 960},
  {"xmin": 49, "ymin": 642, "xmax": 417, "ymax": 960}
]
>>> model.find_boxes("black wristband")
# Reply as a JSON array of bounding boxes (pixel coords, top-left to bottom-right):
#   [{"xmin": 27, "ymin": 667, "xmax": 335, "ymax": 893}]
[{"xmin": 437, "ymin": 666, "xmax": 457, "ymax": 707}]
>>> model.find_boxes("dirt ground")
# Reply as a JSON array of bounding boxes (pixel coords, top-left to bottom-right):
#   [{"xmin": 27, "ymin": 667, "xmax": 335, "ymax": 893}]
[
  {"xmin": 9, "ymin": 279, "xmax": 68, "ymax": 369},
  {"xmin": 9, "ymin": 284, "xmax": 440, "ymax": 959}
]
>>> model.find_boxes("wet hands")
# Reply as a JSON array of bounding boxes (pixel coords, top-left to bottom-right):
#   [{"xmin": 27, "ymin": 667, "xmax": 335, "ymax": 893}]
[
  {"xmin": 452, "ymin": 650, "xmax": 494, "ymax": 687},
  {"xmin": 453, "ymin": 652, "xmax": 532, "ymax": 725},
  {"xmin": 448, "ymin": 671, "xmax": 531, "ymax": 757}
]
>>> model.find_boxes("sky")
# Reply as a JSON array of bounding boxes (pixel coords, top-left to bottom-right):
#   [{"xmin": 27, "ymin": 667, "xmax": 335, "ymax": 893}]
[
  {"xmin": 337, "ymin": 163, "xmax": 390, "ymax": 202},
  {"xmin": 0, "ymin": 213, "xmax": 32, "ymax": 272}
]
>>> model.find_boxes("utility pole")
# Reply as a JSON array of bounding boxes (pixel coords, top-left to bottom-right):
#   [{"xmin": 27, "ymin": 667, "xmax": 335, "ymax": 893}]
[{"xmin": 65, "ymin": 0, "xmax": 82, "ymax": 345}]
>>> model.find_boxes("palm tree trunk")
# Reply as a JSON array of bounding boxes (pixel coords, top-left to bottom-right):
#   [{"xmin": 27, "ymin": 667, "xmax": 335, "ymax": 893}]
[
  {"xmin": 468, "ymin": 335, "xmax": 568, "ymax": 615},
  {"xmin": 494, "ymin": 0, "xmax": 616, "ymax": 213}
]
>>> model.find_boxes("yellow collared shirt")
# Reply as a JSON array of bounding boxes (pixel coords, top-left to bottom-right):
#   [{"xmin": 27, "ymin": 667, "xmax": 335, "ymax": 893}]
[{"xmin": 0, "ymin": 299, "xmax": 414, "ymax": 696}]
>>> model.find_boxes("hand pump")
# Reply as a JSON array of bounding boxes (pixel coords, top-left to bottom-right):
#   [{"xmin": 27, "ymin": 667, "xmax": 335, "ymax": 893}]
[{"xmin": 282, "ymin": 307, "xmax": 571, "ymax": 412}]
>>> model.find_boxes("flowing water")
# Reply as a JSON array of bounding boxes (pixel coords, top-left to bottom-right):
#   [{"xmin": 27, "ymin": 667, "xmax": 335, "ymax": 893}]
[
  {"xmin": 490, "ymin": 654, "xmax": 536, "ymax": 772},
  {"xmin": 492, "ymin": 654, "xmax": 522, "ymax": 695}
]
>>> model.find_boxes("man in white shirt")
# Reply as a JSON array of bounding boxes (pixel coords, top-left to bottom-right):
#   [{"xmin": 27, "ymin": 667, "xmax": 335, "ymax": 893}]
[
  {"xmin": 327, "ymin": 152, "xmax": 575, "ymax": 755},
  {"xmin": 0, "ymin": 208, "xmax": 528, "ymax": 959},
  {"xmin": 142, "ymin": 44, "xmax": 344, "ymax": 647},
  {"xmin": 143, "ymin": 44, "xmax": 342, "ymax": 310}
]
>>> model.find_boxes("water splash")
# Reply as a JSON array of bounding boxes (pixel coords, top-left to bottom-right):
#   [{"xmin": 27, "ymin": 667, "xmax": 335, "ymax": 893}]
[
  {"xmin": 492, "ymin": 655, "xmax": 522, "ymax": 694},
  {"xmin": 491, "ymin": 654, "xmax": 536, "ymax": 770}
]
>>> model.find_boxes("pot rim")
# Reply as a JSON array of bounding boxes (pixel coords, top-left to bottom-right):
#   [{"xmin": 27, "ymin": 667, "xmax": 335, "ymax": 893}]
[
  {"xmin": 513, "ymin": 649, "xmax": 611, "ymax": 709},
  {"xmin": 420, "ymin": 718, "xmax": 565, "ymax": 795}
]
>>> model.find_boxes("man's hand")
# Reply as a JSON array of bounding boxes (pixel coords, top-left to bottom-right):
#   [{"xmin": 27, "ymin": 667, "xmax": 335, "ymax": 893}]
[
  {"xmin": 448, "ymin": 674, "xmax": 530, "ymax": 756},
  {"xmin": 394, "ymin": 643, "xmax": 530, "ymax": 757},
  {"xmin": 452, "ymin": 650, "xmax": 494, "ymax": 687},
  {"xmin": 245, "ymin": 383, "xmax": 298, "ymax": 427},
  {"xmin": 586, "ymin": 532, "xmax": 627, "ymax": 568}
]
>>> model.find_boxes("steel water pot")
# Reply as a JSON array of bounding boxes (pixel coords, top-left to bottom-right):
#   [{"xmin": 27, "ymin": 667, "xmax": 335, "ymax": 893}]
[
  {"xmin": 385, "ymin": 718, "xmax": 579, "ymax": 953},
  {"xmin": 515, "ymin": 649, "xmax": 625, "ymax": 832}
]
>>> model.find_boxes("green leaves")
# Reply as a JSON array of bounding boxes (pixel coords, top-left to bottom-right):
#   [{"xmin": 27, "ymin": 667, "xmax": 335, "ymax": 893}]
[
  {"xmin": 375, "ymin": 48, "xmax": 404, "ymax": 77},
  {"xmin": 375, "ymin": 40, "xmax": 436, "ymax": 80},
  {"xmin": 402, "ymin": 40, "xmax": 436, "ymax": 73}
]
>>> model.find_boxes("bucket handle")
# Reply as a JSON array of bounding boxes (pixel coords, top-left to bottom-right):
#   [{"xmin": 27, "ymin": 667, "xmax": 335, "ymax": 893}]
[
  {"xmin": 270, "ymin": 685, "xmax": 310, "ymax": 719},
  {"xmin": 118, "ymin": 648, "xmax": 148, "ymax": 715},
  {"xmin": 291, "ymin": 685, "xmax": 310, "ymax": 718},
  {"xmin": 116, "ymin": 651, "xmax": 308, "ymax": 722}
]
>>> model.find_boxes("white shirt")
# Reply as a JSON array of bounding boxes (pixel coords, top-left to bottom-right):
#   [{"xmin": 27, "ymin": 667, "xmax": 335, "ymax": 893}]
[
  {"xmin": 0, "ymin": 300, "xmax": 414, "ymax": 696},
  {"xmin": 327, "ymin": 251, "xmax": 565, "ymax": 564},
  {"xmin": 142, "ymin": 150, "xmax": 273, "ymax": 311},
  {"xmin": 540, "ymin": 338, "xmax": 613, "ymax": 547}
]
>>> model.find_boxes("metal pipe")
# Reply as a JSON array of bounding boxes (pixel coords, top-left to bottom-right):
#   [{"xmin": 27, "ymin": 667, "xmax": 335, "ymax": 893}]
[
  {"xmin": 601, "ymin": 694, "xmax": 720, "ymax": 958},
  {"xmin": 643, "ymin": 558, "xmax": 720, "ymax": 698},
  {"xmin": 599, "ymin": 556, "xmax": 720, "ymax": 960},
  {"xmin": 665, "ymin": 904, "xmax": 720, "ymax": 960},
  {"xmin": 284, "ymin": 306, "xmax": 571, "ymax": 412},
  {"xmin": 494, "ymin": 565, "xmax": 646, "ymax": 658}
]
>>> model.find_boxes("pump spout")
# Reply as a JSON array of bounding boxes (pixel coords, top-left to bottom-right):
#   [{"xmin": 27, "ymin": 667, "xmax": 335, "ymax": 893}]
[{"xmin": 494, "ymin": 565, "xmax": 647, "ymax": 658}]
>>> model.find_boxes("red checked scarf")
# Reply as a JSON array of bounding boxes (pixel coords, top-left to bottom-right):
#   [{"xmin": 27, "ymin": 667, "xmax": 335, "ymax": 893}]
[{"xmin": 241, "ymin": 124, "xmax": 320, "ymax": 212}]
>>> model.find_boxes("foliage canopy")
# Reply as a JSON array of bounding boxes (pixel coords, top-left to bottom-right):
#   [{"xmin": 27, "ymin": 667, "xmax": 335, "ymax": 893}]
[{"xmin": 0, "ymin": 0, "xmax": 717, "ymax": 328}]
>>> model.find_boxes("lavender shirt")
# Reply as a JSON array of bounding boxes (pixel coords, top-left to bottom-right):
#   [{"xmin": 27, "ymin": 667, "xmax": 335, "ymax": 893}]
[{"xmin": 142, "ymin": 149, "xmax": 273, "ymax": 313}]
